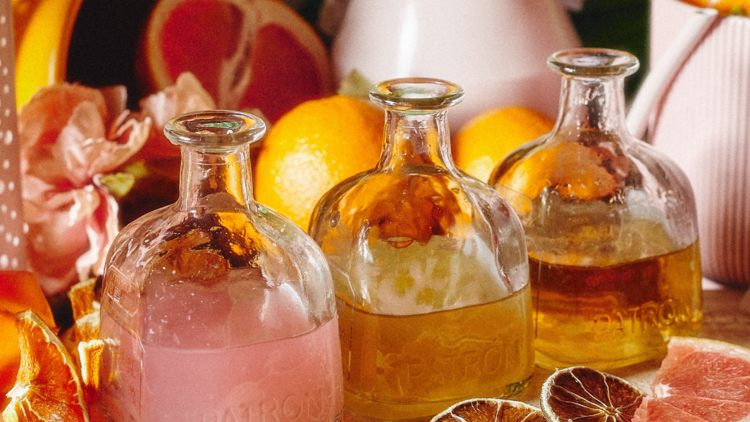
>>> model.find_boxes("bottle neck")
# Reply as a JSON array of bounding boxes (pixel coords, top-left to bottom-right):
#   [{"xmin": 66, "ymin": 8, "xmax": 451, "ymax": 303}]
[
  {"xmin": 177, "ymin": 145, "xmax": 254, "ymax": 212},
  {"xmin": 555, "ymin": 75, "xmax": 630, "ymax": 140},
  {"xmin": 378, "ymin": 109, "xmax": 455, "ymax": 171}
]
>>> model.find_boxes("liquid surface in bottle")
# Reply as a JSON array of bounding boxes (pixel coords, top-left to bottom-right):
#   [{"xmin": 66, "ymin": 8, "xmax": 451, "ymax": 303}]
[
  {"xmin": 531, "ymin": 241, "xmax": 702, "ymax": 370},
  {"xmin": 99, "ymin": 309, "xmax": 343, "ymax": 422},
  {"xmin": 337, "ymin": 283, "xmax": 534, "ymax": 422}
]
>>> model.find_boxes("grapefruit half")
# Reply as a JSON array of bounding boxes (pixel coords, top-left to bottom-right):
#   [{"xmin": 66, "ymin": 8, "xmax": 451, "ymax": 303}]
[
  {"xmin": 633, "ymin": 337, "xmax": 750, "ymax": 422},
  {"xmin": 140, "ymin": 0, "xmax": 332, "ymax": 122}
]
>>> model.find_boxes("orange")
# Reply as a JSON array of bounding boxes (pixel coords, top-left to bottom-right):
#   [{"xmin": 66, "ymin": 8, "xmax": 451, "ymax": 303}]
[
  {"xmin": 2, "ymin": 309, "xmax": 88, "ymax": 422},
  {"xmin": 254, "ymin": 95, "xmax": 383, "ymax": 230},
  {"xmin": 677, "ymin": 0, "xmax": 750, "ymax": 16},
  {"xmin": 431, "ymin": 398, "xmax": 545, "ymax": 422},
  {"xmin": 0, "ymin": 272, "xmax": 55, "ymax": 408},
  {"xmin": 633, "ymin": 337, "xmax": 750, "ymax": 421},
  {"xmin": 541, "ymin": 366, "xmax": 644, "ymax": 422},
  {"xmin": 140, "ymin": 0, "xmax": 332, "ymax": 122},
  {"xmin": 453, "ymin": 107, "xmax": 555, "ymax": 183}
]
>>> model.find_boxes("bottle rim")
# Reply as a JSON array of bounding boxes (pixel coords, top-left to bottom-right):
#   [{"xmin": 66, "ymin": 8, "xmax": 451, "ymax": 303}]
[
  {"xmin": 548, "ymin": 48, "xmax": 639, "ymax": 78},
  {"xmin": 369, "ymin": 77, "xmax": 464, "ymax": 111},
  {"xmin": 164, "ymin": 110, "xmax": 267, "ymax": 150}
]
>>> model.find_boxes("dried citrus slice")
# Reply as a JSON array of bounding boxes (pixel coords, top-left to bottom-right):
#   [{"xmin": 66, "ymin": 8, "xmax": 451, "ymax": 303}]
[
  {"xmin": 633, "ymin": 337, "xmax": 750, "ymax": 421},
  {"xmin": 140, "ymin": 0, "xmax": 332, "ymax": 122},
  {"xmin": 0, "ymin": 271, "xmax": 55, "ymax": 401},
  {"xmin": 2, "ymin": 309, "xmax": 89, "ymax": 422},
  {"xmin": 67, "ymin": 278, "xmax": 98, "ymax": 322},
  {"xmin": 431, "ymin": 398, "xmax": 545, "ymax": 422},
  {"xmin": 541, "ymin": 366, "xmax": 644, "ymax": 422}
]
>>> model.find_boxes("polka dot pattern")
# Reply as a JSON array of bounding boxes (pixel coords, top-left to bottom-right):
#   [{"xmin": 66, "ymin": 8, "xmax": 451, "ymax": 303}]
[{"xmin": 0, "ymin": 6, "xmax": 26, "ymax": 270}]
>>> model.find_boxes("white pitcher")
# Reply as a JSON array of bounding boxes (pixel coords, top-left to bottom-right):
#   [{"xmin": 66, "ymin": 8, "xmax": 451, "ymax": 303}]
[
  {"xmin": 628, "ymin": 0, "xmax": 750, "ymax": 287},
  {"xmin": 331, "ymin": 0, "xmax": 580, "ymax": 131}
]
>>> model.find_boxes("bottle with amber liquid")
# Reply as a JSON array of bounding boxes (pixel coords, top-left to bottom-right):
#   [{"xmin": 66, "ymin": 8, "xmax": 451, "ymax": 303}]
[
  {"xmin": 98, "ymin": 111, "xmax": 343, "ymax": 421},
  {"xmin": 309, "ymin": 78, "xmax": 533, "ymax": 422},
  {"xmin": 489, "ymin": 49, "xmax": 702, "ymax": 370}
]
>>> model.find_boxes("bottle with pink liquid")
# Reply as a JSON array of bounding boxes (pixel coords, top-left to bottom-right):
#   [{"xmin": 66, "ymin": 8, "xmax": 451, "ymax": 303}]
[{"xmin": 98, "ymin": 110, "xmax": 343, "ymax": 422}]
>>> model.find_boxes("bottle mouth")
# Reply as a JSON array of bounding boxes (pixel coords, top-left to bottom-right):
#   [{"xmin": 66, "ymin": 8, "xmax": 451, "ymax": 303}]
[
  {"xmin": 164, "ymin": 110, "xmax": 267, "ymax": 150},
  {"xmin": 548, "ymin": 48, "xmax": 639, "ymax": 78},
  {"xmin": 369, "ymin": 77, "xmax": 464, "ymax": 111}
]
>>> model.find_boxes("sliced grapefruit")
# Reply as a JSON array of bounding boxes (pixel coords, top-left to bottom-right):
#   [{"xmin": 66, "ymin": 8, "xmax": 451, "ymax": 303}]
[
  {"xmin": 140, "ymin": 0, "xmax": 332, "ymax": 122},
  {"xmin": 633, "ymin": 337, "xmax": 750, "ymax": 422}
]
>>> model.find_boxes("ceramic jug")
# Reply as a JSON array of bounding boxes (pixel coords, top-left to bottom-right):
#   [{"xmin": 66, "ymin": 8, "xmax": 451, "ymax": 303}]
[
  {"xmin": 629, "ymin": 1, "xmax": 750, "ymax": 287},
  {"xmin": 331, "ymin": 0, "xmax": 580, "ymax": 132}
]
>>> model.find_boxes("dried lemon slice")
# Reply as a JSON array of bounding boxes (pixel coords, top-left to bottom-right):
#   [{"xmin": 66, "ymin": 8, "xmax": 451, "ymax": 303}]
[
  {"xmin": 431, "ymin": 398, "xmax": 545, "ymax": 422},
  {"xmin": 541, "ymin": 366, "xmax": 644, "ymax": 422}
]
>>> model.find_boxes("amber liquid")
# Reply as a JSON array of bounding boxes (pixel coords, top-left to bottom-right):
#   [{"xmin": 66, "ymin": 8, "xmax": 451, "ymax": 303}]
[
  {"xmin": 531, "ymin": 241, "xmax": 702, "ymax": 370},
  {"xmin": 337, "ymin": 284, "xmax": 534, "ymax": 422}
]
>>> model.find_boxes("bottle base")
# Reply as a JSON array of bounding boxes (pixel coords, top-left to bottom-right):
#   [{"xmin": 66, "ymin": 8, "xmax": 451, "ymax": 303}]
[{"xmin": 341, "ymin": 375, "xmax": 532, "ymax": 422}]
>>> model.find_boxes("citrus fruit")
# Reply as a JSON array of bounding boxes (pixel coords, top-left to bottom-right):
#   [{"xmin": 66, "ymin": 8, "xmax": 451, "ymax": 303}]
[
  {"xmin": 453, "ymin": 107, "xmax": 555, "ymax": 183},
  {"xmin": 431, "ymin": 398, "xmax": 545, "ymax": 422},
  {"xmin": 541, "ymin": 366, "xmax": 644, "ymax": 422},
  {"xmin": 0, "ymin": 271, "xmax": 55, "ymax": 406},
  {"xmin": 2, "ymin": 309, "xmax": 88, "ymax": 422},
  {"xmin": 253, "ymin": 95, "xmax": 383, "ymax": 230},
  {"xmin": 633, "ymin": 337, "xmax": 750, "ymax": 422},
  {"xmin": 12, "ymin": 0, "xmax": 84, "ymax": 109},
  {"xmin": 677, "ymin": 0, "xmax": 750, "ymax": 16},
  {"xmin": 140, "ymin": 0, "xmax": 332, "ymax": 122}
]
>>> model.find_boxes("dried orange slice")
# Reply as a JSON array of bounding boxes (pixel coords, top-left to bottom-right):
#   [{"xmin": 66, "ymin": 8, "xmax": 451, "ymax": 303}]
[
  {"xmin": 140, "ymin": 0, "xmax": 332, "ymax": 122},
  {"xmin": 431, "ymin": 398, "xmax": 545, "ymax": 422},
  {"xmin": 0, "ymin": 271, "xmax": 55, "ymax": 402},
  {"xmin": 541, "ymin": 366, "xmax": 644, "ymax": 422},
  {"xmin": 2, "ymin": 309, "xmax": 89, "ymax": 422}
]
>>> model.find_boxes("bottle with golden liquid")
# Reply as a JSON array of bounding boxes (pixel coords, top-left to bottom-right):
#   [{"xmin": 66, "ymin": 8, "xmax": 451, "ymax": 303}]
[
  {"xmin": 309, "ymin": 78, "xmax": 534, "ymax": 422},
  {"xmin": 489, "ymin": 49, "xmax": 702, "ymax": 371}
]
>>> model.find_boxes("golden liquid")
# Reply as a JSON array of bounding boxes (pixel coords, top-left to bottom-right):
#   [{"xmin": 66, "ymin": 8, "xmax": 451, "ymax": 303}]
[
  {"xmin": 531, "ymin": 241, "xmax": 702, "ymax": 370},
  {"xmin": 337, "ymin": 284, "xmax": 534, "ymax": 422}
]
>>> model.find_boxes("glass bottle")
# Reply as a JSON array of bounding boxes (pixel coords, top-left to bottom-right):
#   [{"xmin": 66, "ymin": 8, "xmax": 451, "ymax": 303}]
[
  {"xmin": 98, "ymin": 110, "xmax": 343, "ymax": 421},
  {"xmin": 309, "ymin": 78, "xmax": 533, "ymax": 422},
  {"xmin": 489, "ymin": 48, "xmax": 702, "ymax": 371}
]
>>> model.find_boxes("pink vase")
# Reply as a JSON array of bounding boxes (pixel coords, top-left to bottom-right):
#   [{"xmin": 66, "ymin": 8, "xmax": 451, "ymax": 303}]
[{"xmin": 645, "ymin": 1, "xmax": 750, "ymax": 287}]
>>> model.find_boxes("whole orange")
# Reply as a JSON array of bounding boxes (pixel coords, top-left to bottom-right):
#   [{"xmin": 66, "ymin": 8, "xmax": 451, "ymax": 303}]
[
  {"xmin": 253, "ymin": 95, "xmax": 383, "ymax": 231},
  {"xmin": 453, "ymin": 107, "xmax": 555, "ymax": 183}
]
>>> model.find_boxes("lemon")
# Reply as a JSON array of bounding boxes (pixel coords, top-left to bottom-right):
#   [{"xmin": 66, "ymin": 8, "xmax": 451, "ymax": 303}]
[
  {"xmin": 453, "ymin": 106, "xmax": 555, "ymax": 183},
  {"xmin": 253, "ymin": 95, "xmax": 383, "ymax": 230}
]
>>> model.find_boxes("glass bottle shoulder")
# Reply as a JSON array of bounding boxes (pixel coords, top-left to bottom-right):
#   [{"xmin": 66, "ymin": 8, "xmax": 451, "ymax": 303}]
[
  {"xmin": 102, "ymin": 200, "xmax": 335, "ymax": 348},
  {"xmin": 309, "ymin": 164, "xmax": 530, "ymax": 315},
  {"xmin": 490, "ymin": 131, "xmax": 699, "ymax": 266}
]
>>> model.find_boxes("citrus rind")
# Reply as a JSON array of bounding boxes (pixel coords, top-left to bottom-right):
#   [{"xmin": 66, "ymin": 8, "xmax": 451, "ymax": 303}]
[{"xmin": 431, "ymin": 398, "xmax": 545, "ymax": 422}]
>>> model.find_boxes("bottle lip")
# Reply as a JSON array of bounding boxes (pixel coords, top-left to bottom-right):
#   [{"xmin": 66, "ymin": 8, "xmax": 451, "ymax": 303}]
[
  {"xmin": 369, "ymin": 77, "xmax": 464, "ymax": 111},
  {"xmin": 548, "ymin": 48, "xmax": 639, "ymax": 78},
  {"xmin": 164, "ymin": 110, "xmax": 267, "ymax": 150}
]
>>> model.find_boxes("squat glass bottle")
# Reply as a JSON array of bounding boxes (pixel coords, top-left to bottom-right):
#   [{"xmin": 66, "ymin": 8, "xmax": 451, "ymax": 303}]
[
  {"xmin": 489, "ymin": 49, "xmax": 702, "ymax": 370},
  {"xmin": 98, "ymin": 111, "xmax": 343, "ymax": 421},
  {"xmin": 309, "ymin": 78, "xmax": 534, "ymax": 422}
]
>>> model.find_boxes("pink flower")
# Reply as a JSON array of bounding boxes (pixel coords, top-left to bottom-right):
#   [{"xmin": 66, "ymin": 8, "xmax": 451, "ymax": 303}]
[{"xmin": 19, "ymin": 72, "xmax": 216, "ymax": 296}]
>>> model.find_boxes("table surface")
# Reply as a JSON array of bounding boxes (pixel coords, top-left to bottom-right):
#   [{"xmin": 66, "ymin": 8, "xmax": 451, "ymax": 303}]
[{"xmin": 514, "ymin": 283, "xmax": 750, "ymax": 407}]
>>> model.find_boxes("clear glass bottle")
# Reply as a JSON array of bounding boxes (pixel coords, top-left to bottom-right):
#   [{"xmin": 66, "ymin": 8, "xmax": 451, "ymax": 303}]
[
  {"xmin": 98, "ymin": 110, "xmax": 343, "ymax": 421},
  {"xmin": 309, "ymin": 78, "xmax": 533, "ymax": 422},
  {"xmin": 489, "ymin": 48, "xmax": 702, "ymax": 371}
]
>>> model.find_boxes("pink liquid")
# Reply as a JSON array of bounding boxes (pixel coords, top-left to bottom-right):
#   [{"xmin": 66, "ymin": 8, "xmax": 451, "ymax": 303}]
[{"xmin": 100, "ymin": 315, "xmax": 343, "ymax": 422}]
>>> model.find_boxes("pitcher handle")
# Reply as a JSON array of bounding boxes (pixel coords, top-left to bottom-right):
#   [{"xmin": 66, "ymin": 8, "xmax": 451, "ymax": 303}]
[{"xmin": 626, "ymin": 8, "xmax": 719, "ymax": 141}]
